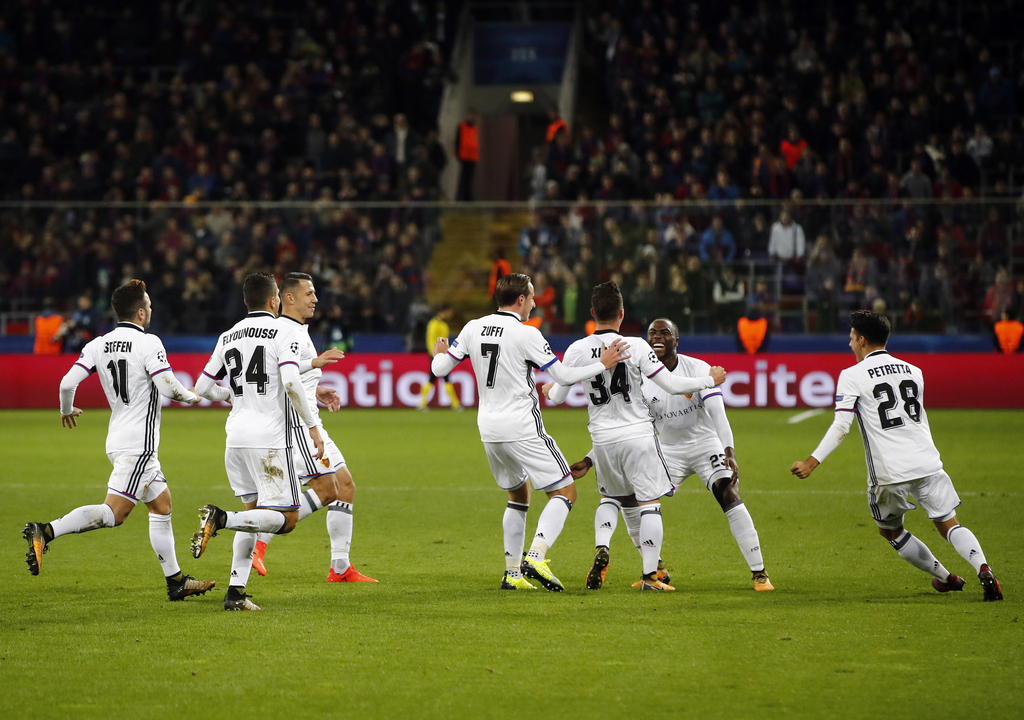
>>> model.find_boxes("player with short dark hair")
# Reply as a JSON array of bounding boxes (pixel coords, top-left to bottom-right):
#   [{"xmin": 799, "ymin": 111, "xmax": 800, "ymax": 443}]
[
  {"xmin": 638, "ymin": 317, "xmax": 774, "ymax": 591},
  {"xmin": 791, "ymin": 311, "xmax": 1002, "ymax": 601},
  {"xmin": 544, "ymin": 284, "xmax": 727, "ymax": 590},
  {"xmin": 191, "ymin": 273, "xmax": 325, "ymax": 610},
  {"xmin": 249, "ymin": 272, "xmax": 377, "ymax": 583},
  {"xmin": 430, "ymin": 273, "xmax": 630, "ymax": 590},
  {"xmin": 23, "ymin": 280, "xmax": 215, "ymax": 602}
]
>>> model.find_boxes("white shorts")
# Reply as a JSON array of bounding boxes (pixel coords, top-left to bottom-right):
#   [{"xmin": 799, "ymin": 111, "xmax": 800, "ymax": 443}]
[
  {"xmin": 483, "ymin": 436, "xmax": 573, "ymax": 492},
  {"xmin": 590, "ymin": 436, "xmax": 673, "ymax": 502},
  {"xmin": 660, "ymin": 440, "xmax": 734, "ymax": 491},
  {"xmin": 870, "ymin": 471, "xmax": 962, "ymax": 529},
  {"xmin": 291, "ymin": 424, "xmax": 346, "ymax": 481},
  {"xmin": 106, "ymin": 451, "xmax": 167, "ymax": 505},
  {"xmin": 225, "ymin": 448, "xmax": 301, "ymax": 510}
]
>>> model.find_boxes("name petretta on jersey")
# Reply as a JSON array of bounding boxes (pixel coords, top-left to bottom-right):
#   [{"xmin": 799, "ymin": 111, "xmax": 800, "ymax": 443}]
[
  {"xmin": 480, "ymin": 326, "xmax": 504, "ymax": 337},
  {"xmin": 867, "ymin": 363, "xmax": 912, "ymax": 379},
  {"xmin": 222, "ymin": 327, "xmax": 279, "ymax": 344},
  {"xmin": 103, "ymin": 341, "xmax": 133, "ymax": 353}
]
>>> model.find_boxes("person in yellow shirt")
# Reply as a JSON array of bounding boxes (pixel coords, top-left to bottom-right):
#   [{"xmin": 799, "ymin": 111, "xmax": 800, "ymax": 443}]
[{"xmin": 420, "ymin": 305, "xmax": 462, "ymax": 410}]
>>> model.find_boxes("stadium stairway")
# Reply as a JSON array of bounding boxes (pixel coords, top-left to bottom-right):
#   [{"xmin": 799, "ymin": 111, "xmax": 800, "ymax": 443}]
[{"xmin": 429, "ymin": 210, "xmax": 526, "ymax": 319}]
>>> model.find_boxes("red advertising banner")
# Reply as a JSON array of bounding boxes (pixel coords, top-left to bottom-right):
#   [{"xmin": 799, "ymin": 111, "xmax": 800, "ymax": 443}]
[{"xmin": 1, "ymin": 352, "xmax": 1021, "ymax": 410}]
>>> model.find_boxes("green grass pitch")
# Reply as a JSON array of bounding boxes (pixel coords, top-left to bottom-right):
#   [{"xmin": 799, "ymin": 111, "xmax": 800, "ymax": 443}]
[{"xmin": 0, "ymin": 407, "xmax": 1021, "ymax": 719}]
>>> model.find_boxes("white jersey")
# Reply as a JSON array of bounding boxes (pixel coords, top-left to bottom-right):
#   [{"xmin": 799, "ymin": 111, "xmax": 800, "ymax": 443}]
[
  {"xmin": 277, "ymin": 314, "xmax": 322, "ymax": 425},
  {"xmin": 447, "ymin": 311, "xmax": 561, "ymax": 442},
  {"xmin": 74, "ymin": 322, "xmax": 172, "ymax": 455},
  {"xmin": 560, "ymin": 331, "xmax": 665, "ymax": 445},
  {"xmin": 642, "ymin": 354, "xmax": 724, "ymax": 447},
  {"xmin": 201, "ymin": 311, "xmax": 303, "ymax": 449},
  {"xmin": 830, "ymin": 349, "xmax": 943, "ymax": 484}
]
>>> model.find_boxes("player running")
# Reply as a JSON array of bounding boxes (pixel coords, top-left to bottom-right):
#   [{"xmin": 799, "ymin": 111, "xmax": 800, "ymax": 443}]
[
  {"xmin": 23, "ymin": 279, "xmax": 215, "ymax": 602},
  {"xmin": 419, "ymin": 304, "xmax": 462, "ymax": 410},
  {"xmin": 191, "ymin": 273, "xmax": 324, "ymax": 611},
  {"xmin": 791, "ymin": 311, "xmax": 1002, "ymax": 601},
  {"xmin": 250, "ymin": 272, "xmax": 377, "ymax": 583},
  {"xmin": 430, "ymin": 273, "xmax": 629, "ymax": 591},
  {"xmin": 543, "ymin": 285, "xmax": 726, "ymax": 591}
]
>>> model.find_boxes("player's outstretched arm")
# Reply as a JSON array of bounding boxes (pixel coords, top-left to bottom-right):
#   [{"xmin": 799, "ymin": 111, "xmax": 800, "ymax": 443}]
[
  {"xmin": 195, "ymin": 372, "xmax": 232, "ymax": 403},
  {"xmin": 431, "ymin": 337, "xmax": 449, "ymax": 357},
  {"xmin": 154, "ymin": 370, "xmax": 199, "ymax": 404},
  {"xmin": 309, "ymin": 348, "xmax": 345, "ymax": 370},
  {"xmin": 316, "ymin": 385, "xmax": 342, "ymax": 412},
  {"xmin": 569, "ymin": 456, "xmax": 593, "ymax": 480},
  {"xmin": 281, "ymin": 362, "xmax": 319, "ymax": 432},
  {"xmin": 650, "ymin": 365, "xmax": 724, "ymax": 396},
  {"xmin": 59, "ymin": 362, "xmax": 92, "ymax": 427},
  {"xmin": 546, "ymin": 340, "xmax": 630, "ymax": 387},
  {"xmin": 705, "ymin": 398, "xmax": 737, "ymax": 480},
  {"xmin": 61, "ymin": 407, "xmax": 83, "ymax": 429},
  {"xmin": 541, "ymin": 381, "xmax": 571, "ymax": 405},
  {"xmin": 790, "ymin": 457, "xmax": 819, "ymax": 478}
]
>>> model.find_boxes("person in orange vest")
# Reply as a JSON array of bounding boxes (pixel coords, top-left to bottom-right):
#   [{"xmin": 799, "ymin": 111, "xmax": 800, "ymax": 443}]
[
  {"xmin": 993, "ymin": 310, "xmax": 1023, "ymax": 353},
  {"xmin": 545, "ymin": 105, "xmax": 568, "ymax": 144},
  {"xmin": 488, "ymin": 248, "xmax": 511, "ymax": 299},
  {"xmin": 456, "ymin": 108, "xmax": 480, "ymax": 201},
  {"xmin": 34, "ymin": 297, "xmax": 64, "ymax": 355}
]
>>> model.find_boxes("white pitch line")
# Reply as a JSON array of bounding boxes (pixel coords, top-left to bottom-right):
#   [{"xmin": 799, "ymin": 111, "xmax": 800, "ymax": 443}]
[{"xmin": 788, "ymin": 408, "xmax": 826, "ymax": 424}]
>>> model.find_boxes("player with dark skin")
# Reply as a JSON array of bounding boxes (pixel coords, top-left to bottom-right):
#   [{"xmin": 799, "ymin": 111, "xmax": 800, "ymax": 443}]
[
  {"xmin": 791, "ymin": 325, "xmax": 962, "ymax": 545},
  {"xmin": 568, "ymin": 319, "xmax": 740, "ymax": 508}
]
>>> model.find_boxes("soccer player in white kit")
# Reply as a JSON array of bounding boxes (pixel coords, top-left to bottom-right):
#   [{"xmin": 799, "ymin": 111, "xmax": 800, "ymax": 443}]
[
  {"xmin": 191, "ymin": 273, "xmax": 325, "ymax": 611},
  {"xmin": 250, "ymin": 272, "xmax": 377, "ymax": 583},
  {"xmin": 641, "ymin": 318, "xmax": 773, "ymax": 591},
  {"xmin": 543, "ymin": 283, "xmax": 727, "ymax": 590},
  {"xmin": 791, "ymin": 311, "xmax": 1002, "ymax": 601},
  {"xmin": 430, "ymin": 273, "xmax": 630, "ymax": 591},
  {"xmin": 23, "ymin": 279, "xmax": 216, "ymax": 602}
]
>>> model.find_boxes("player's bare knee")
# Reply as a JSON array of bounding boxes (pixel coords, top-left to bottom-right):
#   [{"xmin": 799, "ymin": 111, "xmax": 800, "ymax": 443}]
[
  {"xmin": 711, "ymin": 478, "xmax": 741, "ymax": 511},
  {"xmin": 309, "ymin": 476, "xmax": 337, "ymax": 505},
  {"xmin": 550, "ymin": 484, "xmax": 576, "ymax": 504},
  {"xmin": 335, "ymin": 469, "xmax": 355, "ymax": 502}
]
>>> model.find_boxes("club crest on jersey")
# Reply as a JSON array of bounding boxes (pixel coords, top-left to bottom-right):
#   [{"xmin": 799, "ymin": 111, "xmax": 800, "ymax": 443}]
[{"xmin": 684, "ymin": 393, "xmax": 694, "ymax": 399}]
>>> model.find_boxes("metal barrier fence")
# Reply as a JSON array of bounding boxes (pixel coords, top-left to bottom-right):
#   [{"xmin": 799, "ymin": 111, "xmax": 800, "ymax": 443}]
[{"xmin": 1, "ymin": 198, "xmax": 1021, "ymax": 345}]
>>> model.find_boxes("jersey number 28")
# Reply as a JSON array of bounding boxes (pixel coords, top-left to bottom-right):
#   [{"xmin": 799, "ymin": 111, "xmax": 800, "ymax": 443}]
[{"xmin": 873, "ymin": 380, "xmax": 921, "ymax": 429}]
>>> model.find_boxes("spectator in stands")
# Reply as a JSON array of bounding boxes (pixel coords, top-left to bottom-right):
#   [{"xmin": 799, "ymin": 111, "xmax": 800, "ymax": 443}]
[
  {"xmin": 712, "ymin": 266, "xmax": 745, "ymax": 333},
  {"xmin": 982, "ymin": 268, "xmax": 1014, "ymax": 326},
  {"xmin": 456, "ymin": 108, "xmax": 480, "ymax": 201},
  {"xmin": 33, "ymin": 298, "xmax": 63, "ymax": 355},
  {"xmin": 518, "ymin": 214, "xmax": 555, "ymax": 259},
  {"xmin": 58, "ymin": 295, "xmax": 99, "ymax": 355},
  {"xmin": 699, "ymin": 216, "xmax": 736, "ymax": 265},
  {"xmin": 899, "ymin": 158, "xmax": 932, "ymax": 199},
  {"xmin": 768, "ymin": 208, "xmax": 807, "ymax": 265}
]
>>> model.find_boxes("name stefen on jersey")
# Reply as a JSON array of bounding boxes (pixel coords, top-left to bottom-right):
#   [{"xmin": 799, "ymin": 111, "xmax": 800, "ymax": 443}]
[
  {"xmin": 826, "ymin": 349, "xmax": 942, "ymax": 484},
  {"xmin": 446, "ymin": 310, "xmax": 560, "ymax": 443},
  {"xmin": 560, "ymin": 331, "xmax": 665, "ymax": 445},
  {"xmin": 202, "ymin": 311, "xmax": 304, "ymax": 449},
  {"xmin": 75, "ymin": 322, "xmax": 173, "ymax": 455},
  {"xmin": 641, "ymin": 354, "xmax": 724, "ymax": 447}
]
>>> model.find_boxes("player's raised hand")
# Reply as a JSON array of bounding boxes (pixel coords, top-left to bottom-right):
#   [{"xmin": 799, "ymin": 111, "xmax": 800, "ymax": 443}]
[
  {"xmin": 431, "ymin": 337, "xmax": 449, "ymax": 358},
  {"xmin": 309, "ymin": 425, "xmax": 325, "ymax": 460},
  {"xmin": 61, "ymin": 407, "xmax": 83, "ymax": 429},
  {"xmin": 316, "ymin": 385, "xmax": 342, "ymax": 412},
  {"xmin": 569, "ymin": 457, "xmax": 593, "ymax": 479},
  {"xmin": 709, "ymin": 366, "xmax": 727, "ymax": 385},
  {"xmin": 312, "ymin": 348, "xmax": 345, "ymax": 368},
  {"xmin": 599, "ymin": 339, "xmax": 630, "ymax": 368},
  {"xmin": 790, "ymin": 457, "xmax": 819, "ymax": 478}
]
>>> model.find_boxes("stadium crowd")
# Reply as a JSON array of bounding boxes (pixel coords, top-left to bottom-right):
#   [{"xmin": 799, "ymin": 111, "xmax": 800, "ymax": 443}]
[
  {"xmin": 0, "ymin": 0, "xmax": 460, "ymax": 345},
  {"xmin": 524, "ymin": 0, "xmax": 1024, "ymax": 335}
]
